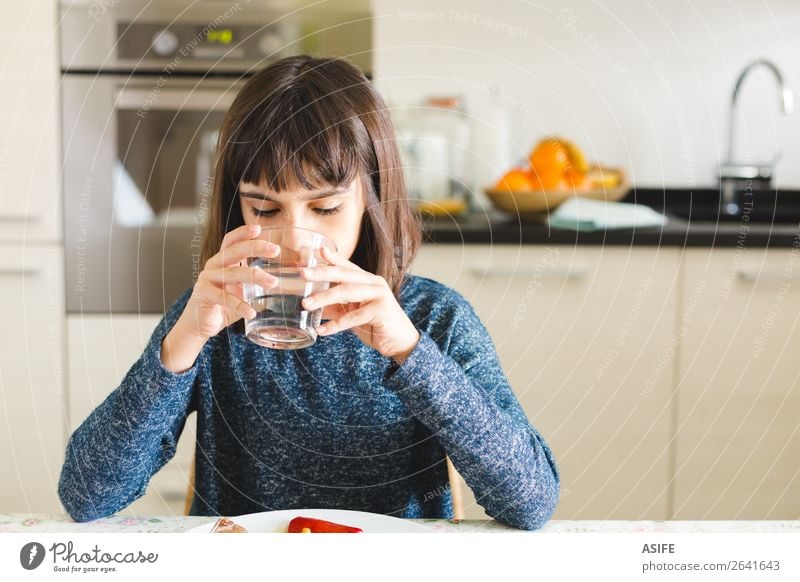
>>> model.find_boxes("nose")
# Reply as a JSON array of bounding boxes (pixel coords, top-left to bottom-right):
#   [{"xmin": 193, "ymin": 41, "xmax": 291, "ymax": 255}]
[
  {"xmin": 282, "ymin": 229, "xmax": 306, "ymax": 251},
  {"xmin": 272, "ymin": 211, "xmax": 313, "ymax": 235},
  {"xmin": 267, "ymin": 222, "xmax": 321, "ymax": 268}
]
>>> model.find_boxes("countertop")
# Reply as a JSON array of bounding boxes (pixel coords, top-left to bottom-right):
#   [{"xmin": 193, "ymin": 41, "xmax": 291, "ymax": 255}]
[
  {"xmin": 2, "ymin": 514, "xmax": 798, "ymax": 533},
  {"xmin": 423, "ymin": 188, "xmax": 800, "ymax": 247}
]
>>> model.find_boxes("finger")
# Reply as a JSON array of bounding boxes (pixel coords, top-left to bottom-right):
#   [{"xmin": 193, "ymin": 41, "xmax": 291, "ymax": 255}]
[
  {"xmin": 221, "ymin": 224, "xmax": 261, "ymax": 249},
  {"xmin": 200, "ymin": 266, "xmax": 277, "ymax": 289},
  {"xmin": 196, "ymin": 282, "xmax": 256, "ymax": 320},
  {"xmin": 206, "ymin": 238, "xmax": 280, "ymax": 269},
  {"xmin": 224, "ymin": 282, "xmax": 244, "ymax": 301},
  {"xmin": 302, "ymin": 283, "xmax": 379, "ymax": 311},
  {"xmin": 317, "ymin": 303, "xmax": 378, "ymax": 336},
  {"xmin": 301, "ymin": 264, "xmax": 378, "ymax": 285},
  {"xmin": 320, "ymin": 245, "xmax": 362, "ymax": 270},
  {"xmin": 320, "ymin": 301, "xmax": 348, "ymax": 322}
]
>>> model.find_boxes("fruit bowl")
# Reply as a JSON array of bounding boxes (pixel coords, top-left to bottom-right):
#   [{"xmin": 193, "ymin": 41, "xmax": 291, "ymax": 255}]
[{"xmin": 485, "ymin": 167, "xmax": 629, "ymax": 220}]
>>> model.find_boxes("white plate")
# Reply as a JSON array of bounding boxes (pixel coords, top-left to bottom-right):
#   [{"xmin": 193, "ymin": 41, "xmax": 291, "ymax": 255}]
[{"xmin": 186, "ymin": 509, "xmax": 433, "ymax": 534}]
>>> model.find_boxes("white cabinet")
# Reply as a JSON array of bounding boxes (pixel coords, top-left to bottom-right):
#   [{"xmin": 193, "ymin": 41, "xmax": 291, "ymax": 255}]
[
  {"xmin": 411, "ymin": 245, "xmax": 679, "ymax": 520},
  {"xmin": 66, "ymin": 315, "xmax": 196, "ymax": 516},
  {"xmin": 0, "ymin": 1, "xmax": 61, "ymax": 242},
  {"xmin": 0, "ymin": 245, "xmax": 65, "ymax": 512},
  {"xmin": 675, "ymin": 248, "xmax": 800, "ymax": 519},
  {"xmin": 0, "ymin": 2, "xmax": 64, "ymax": 514}
]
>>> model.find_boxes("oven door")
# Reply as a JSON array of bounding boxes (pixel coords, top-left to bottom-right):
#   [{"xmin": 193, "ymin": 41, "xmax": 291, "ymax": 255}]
[{"xmin": 62, "ymin": 74, "xmax": 245, "ymax": 313}]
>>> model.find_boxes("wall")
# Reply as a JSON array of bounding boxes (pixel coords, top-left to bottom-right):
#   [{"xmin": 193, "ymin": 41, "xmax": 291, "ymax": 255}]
[{"xmin": 372, "ymin": 0, "xmax": 800, "ymax": 205}]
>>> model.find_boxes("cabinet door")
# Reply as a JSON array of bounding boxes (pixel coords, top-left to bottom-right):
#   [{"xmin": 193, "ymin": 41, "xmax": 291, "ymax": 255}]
[
  {"xmin": 0, "ymin": 2, "xmax": 61, "ymax": 241},
  {"xmin": 67, "ymin": 315, "xmax": 196, "ymax": 515},
  {"xmin": 675, "ymin": 248, "xmax": 800, "ymax": 519},
  {"xmin": 0, "ymin": 245, "xmax": 65, "ymax": 511},
  {"xmin": 412, "ymin": 245, "xmax": 678, "ymax": 520}
]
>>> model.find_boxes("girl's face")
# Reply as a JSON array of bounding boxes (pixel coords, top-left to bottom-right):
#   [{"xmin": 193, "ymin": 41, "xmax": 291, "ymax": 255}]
[{"xmin": 237, "ymin": 177, "xmax": 365, "ymax": 260}]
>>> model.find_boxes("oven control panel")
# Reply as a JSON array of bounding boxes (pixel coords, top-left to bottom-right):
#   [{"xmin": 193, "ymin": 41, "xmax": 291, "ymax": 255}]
[{"xmin": 117, "ymin": 22, "xmax": 296, "ymax": 62}]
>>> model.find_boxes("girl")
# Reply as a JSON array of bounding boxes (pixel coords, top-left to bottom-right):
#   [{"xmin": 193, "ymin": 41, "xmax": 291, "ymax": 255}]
[{"xmin": 58, "ymin": 55, "xmax": 560, "ymax": 530}]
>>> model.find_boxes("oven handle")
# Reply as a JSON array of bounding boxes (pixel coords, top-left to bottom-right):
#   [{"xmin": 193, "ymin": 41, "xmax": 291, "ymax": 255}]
[{"xmin": 114, "ymin": 87, "xmax": 237, "ymax": 112}]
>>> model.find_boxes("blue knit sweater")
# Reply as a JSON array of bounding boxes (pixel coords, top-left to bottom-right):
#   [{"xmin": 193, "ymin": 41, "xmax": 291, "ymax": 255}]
[{"xmin": 57, "ymin": 274, "xmax": 560, "ymax": 530}]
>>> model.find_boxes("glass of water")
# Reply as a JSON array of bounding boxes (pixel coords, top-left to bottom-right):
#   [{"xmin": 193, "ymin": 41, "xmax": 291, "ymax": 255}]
[{"xmin": 242, "ymin": 226, "xmax": 336, "ymax": 350}]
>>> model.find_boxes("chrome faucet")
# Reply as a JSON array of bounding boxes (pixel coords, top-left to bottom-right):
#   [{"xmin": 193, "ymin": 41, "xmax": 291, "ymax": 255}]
[{"xmin": 719, "ymin": 58, "xmax": 793, "ymax": 215}]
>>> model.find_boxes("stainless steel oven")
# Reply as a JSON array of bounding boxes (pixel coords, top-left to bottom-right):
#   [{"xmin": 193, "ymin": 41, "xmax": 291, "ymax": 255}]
[{"xmin": 60, "ymin": 0, "xmax": 372, "ymax": 313}]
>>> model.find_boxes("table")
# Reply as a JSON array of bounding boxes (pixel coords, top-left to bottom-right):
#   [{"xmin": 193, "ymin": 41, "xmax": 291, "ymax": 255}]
[{"xmin": 2, "ymin": 514, "xmax": 798, "ymax": 533}]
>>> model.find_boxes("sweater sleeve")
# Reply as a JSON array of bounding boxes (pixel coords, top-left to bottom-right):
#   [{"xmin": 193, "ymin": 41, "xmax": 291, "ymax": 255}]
[
  {"xmin": 57, "ymin": 287, "xmax": 201, "ymax": 522},
  {"xmin": 384, "ymin": 296, "xmax": 560, "ymax": 530}
]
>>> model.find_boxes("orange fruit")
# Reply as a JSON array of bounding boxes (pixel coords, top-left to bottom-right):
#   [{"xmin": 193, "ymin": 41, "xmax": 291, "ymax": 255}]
[
  {"xmin": 564, "ymin": 169, "xmax": 586, "ymax": 189},
  {"xmin": 493, "ymin": 168, "xmax": 538, "ymax": 192},
  {"xmin": 529, "ymin": 137, "xmax": 589, "ymax": 189},
  {"xmin": 530, "ymin": 166, "xmax": 563, "ymax": 190},
  {"xmin": 530, "ymin": 139, "xmax": 571, "ymax": 175}
]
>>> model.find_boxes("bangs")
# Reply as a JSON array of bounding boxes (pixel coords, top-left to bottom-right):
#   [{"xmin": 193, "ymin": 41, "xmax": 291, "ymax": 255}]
[{"xmin": 225, "ymin": 84, "xmax": 367, "ymax": 193}]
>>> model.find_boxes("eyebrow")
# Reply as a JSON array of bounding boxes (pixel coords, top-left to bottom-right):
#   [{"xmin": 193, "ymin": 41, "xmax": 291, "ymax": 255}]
[{"xmin": 237, "ymin": 187, "xmax": 348, "ymax": 202}]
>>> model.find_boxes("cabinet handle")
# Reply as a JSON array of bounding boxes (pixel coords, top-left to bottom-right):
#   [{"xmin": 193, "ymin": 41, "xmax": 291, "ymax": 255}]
[
  {"xmin": 0, "ymin": 213, "xmax": 40, "ymax": 223},
  {"xmin": 736, "ymin": 268, "xmax": 794, "ymax": 283},
  {"xmin": 468, "ymin": 266, "xmax": 588, "ymax": 280},
  {"xmin": 0, "ymin": 268, "xmax": 40, "ymax": 277}
]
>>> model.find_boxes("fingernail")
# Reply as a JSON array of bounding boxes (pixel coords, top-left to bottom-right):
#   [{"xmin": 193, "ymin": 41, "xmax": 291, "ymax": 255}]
[
  {"xmin": 317, "ymin": 324, "xmax": 327, "ymax": 333},
  {"xmin": 302, "ymin": 267, "xmax": 313, "ymax": 276},
  {"xmin": 303, "ymin": 297, "xmax": 315, "ymax": 308},
  {"xmin": 249, "ymin": 224, "xmax": 260, "ymax": 233}
]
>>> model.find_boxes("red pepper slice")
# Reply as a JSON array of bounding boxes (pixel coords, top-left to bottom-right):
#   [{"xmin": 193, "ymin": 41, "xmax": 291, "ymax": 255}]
[{"xmin": 287, "ymin": 516, "xmax": 363, "ymax": 533}]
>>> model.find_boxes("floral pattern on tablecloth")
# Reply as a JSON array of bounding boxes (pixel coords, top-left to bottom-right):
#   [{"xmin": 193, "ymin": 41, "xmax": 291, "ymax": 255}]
[
  {"xmin": 0, "ymin": 514, "xmax": 213, "ymax": 533},
  {"xmin": 1, "ymin": 514, "xmax": 798, "ymax": 533}
]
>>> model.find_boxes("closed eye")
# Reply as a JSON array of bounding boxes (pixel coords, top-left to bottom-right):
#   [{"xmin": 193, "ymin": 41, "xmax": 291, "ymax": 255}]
[{"xmin": 250, "ymin": 206, "xmax": 343, "ymax": 218}]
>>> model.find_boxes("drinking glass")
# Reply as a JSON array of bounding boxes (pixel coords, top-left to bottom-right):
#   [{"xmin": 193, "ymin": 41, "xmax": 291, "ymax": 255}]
[{"xmin": 242, "ymin": 226, "xmax": 336, "ymax": 349}]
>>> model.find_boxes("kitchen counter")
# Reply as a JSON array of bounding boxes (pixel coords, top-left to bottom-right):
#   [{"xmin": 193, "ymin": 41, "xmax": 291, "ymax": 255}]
[
  {"xmin": 2, "ymin": 514, "xmax": 798, "ymax": 533},
  {"xmin": 424, "ymin": 188, "xmax": 800, "ymax": 247}
]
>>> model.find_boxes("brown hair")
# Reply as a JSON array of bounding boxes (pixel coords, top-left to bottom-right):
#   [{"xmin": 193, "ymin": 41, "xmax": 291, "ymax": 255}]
[{"xmin": 200, "ymin": 55, "xmax": 422, "ymax": 298}]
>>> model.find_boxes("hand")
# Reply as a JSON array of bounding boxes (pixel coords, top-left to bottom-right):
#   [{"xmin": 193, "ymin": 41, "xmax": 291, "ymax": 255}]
[
  {"xmin": 301, "ymin": 246, "xmax": 420, "ymax": 362},
  {"xmin": 179, "ymin": 224, "xmax": 279, "ymax": 341}
]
